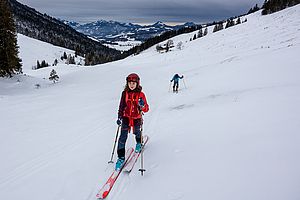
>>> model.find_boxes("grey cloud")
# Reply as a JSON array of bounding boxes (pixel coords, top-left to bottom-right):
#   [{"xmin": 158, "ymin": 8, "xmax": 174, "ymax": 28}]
[{"xmin": 17, "ymin": 0, "xmax": 264, "ymax": 24}]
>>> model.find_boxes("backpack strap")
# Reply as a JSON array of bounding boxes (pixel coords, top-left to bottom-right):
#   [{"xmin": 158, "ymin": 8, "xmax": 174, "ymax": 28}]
[{"xmin": 125, "ymin": 91, "xmax": 128, "ymax": 103}]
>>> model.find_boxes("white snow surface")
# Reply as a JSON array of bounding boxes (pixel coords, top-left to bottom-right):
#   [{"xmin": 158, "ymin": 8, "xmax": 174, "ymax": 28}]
[
  {"xmin": 1, "ymin": 6, "xmax": 300, "ymax": 200},
  {"xmin": 105, "ymin": 40, "xmax": 142, "ymax": 51}
]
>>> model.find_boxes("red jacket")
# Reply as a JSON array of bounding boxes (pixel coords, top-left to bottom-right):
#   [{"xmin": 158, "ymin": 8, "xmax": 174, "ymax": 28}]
[{"xmin": 118, "ymin": 90, "xmax": 149, "ymax": 123}]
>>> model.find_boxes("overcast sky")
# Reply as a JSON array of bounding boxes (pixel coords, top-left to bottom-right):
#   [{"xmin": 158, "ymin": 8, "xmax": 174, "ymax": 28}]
[{"xmin": 18, "ymin": 0, "xmax": 264, "ymax": 25}]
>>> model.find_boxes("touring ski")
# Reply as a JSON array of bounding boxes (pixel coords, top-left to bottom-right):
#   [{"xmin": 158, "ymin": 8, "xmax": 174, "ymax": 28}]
[
  {"xmin": 123, "ymin": 135, "xmax": 149, "ymax": 173},
  {"xmin": 96, "ymin": 147, "xmax": 134, "ymax": 199}
]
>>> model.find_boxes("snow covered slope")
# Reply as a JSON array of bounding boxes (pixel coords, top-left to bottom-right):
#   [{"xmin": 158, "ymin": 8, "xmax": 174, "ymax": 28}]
[
  {"xmin": 18, "ymin": 34, "xmax": 85, "ymax": 78},
  {"xmin": 1, "ymin": 5, "xmax": 300, "ymax": 200}
]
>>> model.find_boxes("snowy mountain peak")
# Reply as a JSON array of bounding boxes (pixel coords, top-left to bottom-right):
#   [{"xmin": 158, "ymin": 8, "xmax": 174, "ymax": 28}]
[
  {"xmin": 66, "ymin": 19, "xmax": 197, "ymax": 44},
  {"xmin": 61, "ymin": 19, "xmax": 80, "ymax": 27},
  {"xmin": 153, "ymin": 21, "xmax": 166, "ymax": 26},
  {"xmin": 183, "ymin": 22, "xmax": 196, "ymax": 27}
]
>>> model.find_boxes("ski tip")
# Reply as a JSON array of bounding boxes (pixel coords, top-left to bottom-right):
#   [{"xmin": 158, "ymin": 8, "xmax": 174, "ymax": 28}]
[
  {"xmin": 102, "ymin": 191, "xmax": 109, "ymax": 199},
  {"xmin": 96, "ymin": 191, "xmax": 108, "ymax": 199},
  {"xmin": 96, "ymin": 190, "xmax": 109, "ymax": 199}
]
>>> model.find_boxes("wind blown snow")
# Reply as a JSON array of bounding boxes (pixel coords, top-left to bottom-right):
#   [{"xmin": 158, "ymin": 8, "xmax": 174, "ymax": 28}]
[{"xmin": 1, "ymin": 5, "xmax": 300, "ymax": 200}]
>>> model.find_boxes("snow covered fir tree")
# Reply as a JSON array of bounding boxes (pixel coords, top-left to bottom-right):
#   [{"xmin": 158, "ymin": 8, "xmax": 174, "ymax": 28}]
[
  {"xmin": 49, "ymin": 69, "xmax": 59, "ymax": 83},
  {"xmin": 0, "ymin": 0, "xmax": 22, "ymax": 77}
]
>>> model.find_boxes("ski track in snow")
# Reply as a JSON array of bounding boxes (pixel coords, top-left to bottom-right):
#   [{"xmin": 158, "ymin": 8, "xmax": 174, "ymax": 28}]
[{"xmin": 0, "ymin": 122, "xmax": 110, "ymax": 189}]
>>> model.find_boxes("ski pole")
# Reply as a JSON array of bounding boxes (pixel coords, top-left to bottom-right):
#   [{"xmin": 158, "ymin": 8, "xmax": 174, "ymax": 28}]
[
  {"xmin": 168, "ymin": 81, "xmax": 172, "ymax": 92},
  {"xmin": 183, "ymin": 78, "xmax": 187, "ymax": 89},
  {"xmin": 108, "ymin": 125, "xmax": 121, "ymax": 164},
  {"xmin": 138, "ymin": 112, "xmax": 146, "ymax": 176}
]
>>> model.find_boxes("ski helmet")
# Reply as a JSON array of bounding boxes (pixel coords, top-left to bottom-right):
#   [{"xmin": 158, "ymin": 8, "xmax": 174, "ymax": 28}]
[{"xmin": 126, "ymin": 73, "xmax": 140, "ymax": 84}]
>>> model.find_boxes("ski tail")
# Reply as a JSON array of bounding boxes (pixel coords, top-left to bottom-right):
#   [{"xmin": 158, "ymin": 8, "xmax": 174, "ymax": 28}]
[{"xmin": 96, "ymin": 147, "xmax": 134, "ymax": 199}]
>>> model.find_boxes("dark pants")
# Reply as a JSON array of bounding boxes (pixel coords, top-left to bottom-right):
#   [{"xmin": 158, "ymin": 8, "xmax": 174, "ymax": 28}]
[
  {"xmin": 117, "ymin": 117, "xmax": 142, "ymax": 158},
  {"xmin": 173, "ymin": 81, "xmax": 179, "ymax": 92}
]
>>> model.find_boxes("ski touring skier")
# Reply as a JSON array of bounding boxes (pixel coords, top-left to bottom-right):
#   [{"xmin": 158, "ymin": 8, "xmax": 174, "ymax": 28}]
[
  {"xmin": 115, "ymin": 73, "xmax": 149, "ymax": 171},
  {"xmin": 170, "ymin": 73, "xmax": 184, "ymax": 93}
]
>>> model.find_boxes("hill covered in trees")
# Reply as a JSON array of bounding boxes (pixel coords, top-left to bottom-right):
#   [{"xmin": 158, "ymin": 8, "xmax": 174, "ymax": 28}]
[
  {"xmin": 262, "ymin": 0, "xmax": 300, "ymax": 15},
  {"xmin": 9, "ymin": 0, "xmax": 122, "ymax": 65}
]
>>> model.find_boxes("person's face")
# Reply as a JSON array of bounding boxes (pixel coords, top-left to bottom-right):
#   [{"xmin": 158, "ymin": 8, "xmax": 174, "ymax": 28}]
[{"xmin": 128, "ymin": 81, "xmax": 137, "ymax": 90}]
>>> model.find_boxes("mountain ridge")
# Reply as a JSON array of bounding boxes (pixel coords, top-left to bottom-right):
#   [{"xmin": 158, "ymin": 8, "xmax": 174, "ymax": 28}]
[
  {"xmin": 62, "ymin": 19, "xmax": 197, "ymax": 43},
  {"xmin": 9, "ymin": 0, "xmax": 122, "ymax": 65}
]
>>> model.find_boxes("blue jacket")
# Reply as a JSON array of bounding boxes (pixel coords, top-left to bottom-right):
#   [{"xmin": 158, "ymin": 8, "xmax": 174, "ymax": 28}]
[{"xmin": 171, "ymin": 74, "xmax": 183, "ymax": 83}]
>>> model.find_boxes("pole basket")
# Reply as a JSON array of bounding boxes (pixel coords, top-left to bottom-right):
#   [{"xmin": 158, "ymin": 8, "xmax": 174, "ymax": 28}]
[{"xmin": 139, "ymin": 168, "xmax": 146, "ymax": 176}]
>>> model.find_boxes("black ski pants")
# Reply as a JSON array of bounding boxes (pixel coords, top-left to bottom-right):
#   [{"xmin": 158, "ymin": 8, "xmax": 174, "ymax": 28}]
[{"xmin": 117, "ymin": 117, "xmax": 142, "ymax": 158}]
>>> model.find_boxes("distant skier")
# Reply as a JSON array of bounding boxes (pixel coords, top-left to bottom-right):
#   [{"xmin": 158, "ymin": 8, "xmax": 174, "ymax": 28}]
[
  {"xmin": 115, "ymin": 73, "xmax": 149, "ymax": 170},
  {"xmin": 170, "ymin": 73, "xmax": 184, "ymax": 93}
]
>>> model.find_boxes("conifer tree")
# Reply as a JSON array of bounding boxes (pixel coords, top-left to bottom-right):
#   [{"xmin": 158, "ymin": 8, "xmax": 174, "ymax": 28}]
[
  {"xmin": 63, "ymin": 52, "xmax": 67, "ymax": 59},
  {"xmin": 75, "ymin": 45, "xmax": 80, "ymax": 57},
  {"xmin": 225, "ymin": 19, "xmax": 235, "ymax": 29},
  {"xmin": 49, "ymin": 69, "xmax": 59, "ymax": 83},
  {"xmin": 0, "ymin": 0, "xmax": 22, "ymax": 77},
  {"xmin": 41, "ymin": 60, "xmax": 49, "ymax": 68},
  {"xmin": 248, "ymin": 4, "xmax": 260, "ymax": 14},
  {"xmin": 213, "ymin": 23, "xmax": 224, "ymax": 33},
  {"xmin": 165, "ymin": 40, "xmax": 174, "ymax": 52},
  {"xmin": 176, "ymin": 41, "xmax": 183, "ymax": 50},
  {"xmin": 193, "ymin": 34, "xmax": 197, "ymax": 40},
  {"xmin": 218, "ymin": 23, "xmax": 224, "ymax": 31},
  {"xmin": 204, "ymin": 28, "xmax": 208, "ymax": 36},
  {"xmin": 197, "ymin": 28, "xmax": 203, "ymax": 38},
  {"xmin": 53, "ymin": 59, "xmax": 58, "ymax": 66},
  {"xmin": 36, "ymin": 60, "xmax": 41, "ymax": 69},
  {"xmin": 156, "ymin": 44, "xmax": 164, "ymax": 52},
  {"xmin": 213, "ymin": 24, "xmax": 218, "ymax": 33},
  {"xmin": 225, "ymin": 19, "xmax": 231, "ymax": 28},
  {"xmin": 262, "ymin": 0, "xmax": 299, "ymax": 15}
]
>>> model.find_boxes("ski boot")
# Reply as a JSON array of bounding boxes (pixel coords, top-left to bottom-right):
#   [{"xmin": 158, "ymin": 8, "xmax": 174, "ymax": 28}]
[
  {"xmin": 115, "ymin": 157, "xmax": 125, "ymax": 171},
  {"xmin": 135, "ymin": 143, "xmax": 142, "ymax": 153}
]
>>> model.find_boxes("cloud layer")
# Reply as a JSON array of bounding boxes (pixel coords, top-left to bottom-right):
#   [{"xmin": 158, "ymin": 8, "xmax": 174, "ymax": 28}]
[{"xmin": 18, "ymin": 0, "xmax": 264, "ymax": 24}]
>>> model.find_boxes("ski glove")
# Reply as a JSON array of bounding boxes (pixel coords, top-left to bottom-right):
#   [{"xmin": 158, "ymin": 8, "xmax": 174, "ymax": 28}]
[
  {"xmin": 138, "ymin": 98, "xmax": 145, "ymax": 108},
  {"xmin": 116, "ymin": 118, "xmax": 122, "ymax": 126}
]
